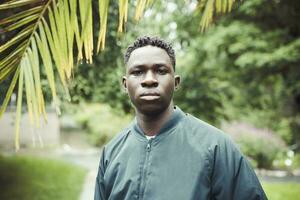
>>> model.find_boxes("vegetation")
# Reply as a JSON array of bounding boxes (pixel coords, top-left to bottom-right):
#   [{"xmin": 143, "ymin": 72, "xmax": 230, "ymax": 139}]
[
  {"xmin": 0, "ymin": 155, "xmax": 86, "ymax": 200},
  {"xmin": 263, "ymin": 182, "xmax": 300, "ymax": 200},
  {"xmin": 223, "ymin": 122, "xmax": 287, "ymax": 169},
  {"xmin": 67, "ymin": 103, "xmax": 133, "ymax": 146}
]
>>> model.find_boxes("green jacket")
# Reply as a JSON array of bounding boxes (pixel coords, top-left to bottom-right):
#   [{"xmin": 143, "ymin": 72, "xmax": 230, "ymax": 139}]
[{"xmin": 95, "ymin": 107, "xmax": 267, "ymax": 200}]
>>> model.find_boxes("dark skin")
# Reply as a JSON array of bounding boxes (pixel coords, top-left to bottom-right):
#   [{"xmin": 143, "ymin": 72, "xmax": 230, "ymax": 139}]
[{"xmin": 122, "ymin": 45, "xmax": 180, "ymax": 136}]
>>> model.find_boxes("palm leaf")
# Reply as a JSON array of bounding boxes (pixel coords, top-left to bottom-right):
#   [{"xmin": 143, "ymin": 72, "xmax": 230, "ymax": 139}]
[
  {"xmin": 97, "ymin": 0, "xmax": 109, "ymax": 52},
  {"xmin": 118, "ymin": 0, "xmax": 128, "ymax": 33},
  {"xmin": 15, "ymin": 65, "xmax": 24, "ymax": 151},
  {"xmin": 197, "ymin": 0, "xmax": 236, "ymax": 32},
  {"xmin": 0, "ymin": 6, "xmax": 43, "ymax": 25},
  {"xmin": 0, "ymin": 0, "xmax": 93, "ymax": 149}
]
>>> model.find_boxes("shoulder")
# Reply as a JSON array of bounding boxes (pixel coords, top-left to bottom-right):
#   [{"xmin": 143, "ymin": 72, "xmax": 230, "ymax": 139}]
[
  {"xmin": 180, "ymin": 112, "xmax": 243, "ymax": 158},
  {"xmin": 182, "ymin": 113, "xmax": 232, "ymax": 143},
  {"xmin": 102, "ymin": 122, "xmax": 133, "ymax": 158}
]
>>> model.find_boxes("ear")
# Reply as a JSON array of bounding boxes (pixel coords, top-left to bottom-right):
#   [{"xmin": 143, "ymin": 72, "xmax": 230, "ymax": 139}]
[
  {"xmin": 122, "ymin": 76, "xmax": 128, "ymax": 92},
  {"xmin": 174, "ymin": 75, "xmax": 181, "ymax": 90}
]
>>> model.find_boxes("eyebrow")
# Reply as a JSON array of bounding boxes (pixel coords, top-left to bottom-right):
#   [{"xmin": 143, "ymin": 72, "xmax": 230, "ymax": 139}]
[{"xmin": 130, "ymin": 62, "xmax": 169, "ymax": 69}]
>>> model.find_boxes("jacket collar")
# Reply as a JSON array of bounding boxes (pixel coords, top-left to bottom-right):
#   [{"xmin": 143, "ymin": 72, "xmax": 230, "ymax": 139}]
[{"xmin": 132, "ymin": 106, "xmax": 185, "ymax": 141}]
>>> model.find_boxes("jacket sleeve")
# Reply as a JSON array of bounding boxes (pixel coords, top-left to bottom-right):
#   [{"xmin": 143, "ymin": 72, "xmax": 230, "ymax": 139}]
[
  {"xmin": 94, "ymin": 148, "xmax": 107, "ymax": 200},
  {"xmin": 210, "ymin": 137, "xmax": 268, "ymax": 200}
]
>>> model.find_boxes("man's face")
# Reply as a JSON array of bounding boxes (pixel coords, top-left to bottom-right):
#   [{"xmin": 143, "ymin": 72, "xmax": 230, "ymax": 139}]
[{"xmin": 123, "ymin": 45, "xmax": 180, "ymax": 116}]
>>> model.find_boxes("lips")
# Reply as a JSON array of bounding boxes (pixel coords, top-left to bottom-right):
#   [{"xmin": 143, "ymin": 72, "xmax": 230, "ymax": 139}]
[{"xmin": 140, "ymin": 92, "xmax": 160, "ymax": 100}]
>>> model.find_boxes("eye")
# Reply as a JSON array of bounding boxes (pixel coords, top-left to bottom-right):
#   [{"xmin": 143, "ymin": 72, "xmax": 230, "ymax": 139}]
[
  {"xmin": 131, "ymin": 70, "xmax": 143, "ymax": 76},
  {"xmin": 157, "ymin": 68, "xmax": 168, "ymax": 75}
]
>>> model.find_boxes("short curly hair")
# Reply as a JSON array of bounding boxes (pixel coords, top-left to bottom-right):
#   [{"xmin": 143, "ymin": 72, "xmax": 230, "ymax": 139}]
[{"xmin": 124, "ymin": 36, "xmax": 176, "ymax": 70}]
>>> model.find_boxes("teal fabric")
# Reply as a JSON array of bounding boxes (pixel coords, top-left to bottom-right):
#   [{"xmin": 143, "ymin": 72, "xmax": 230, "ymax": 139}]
[{"xmin": 94, "ymin": 107, "xmax": 267, "ymax": 200}]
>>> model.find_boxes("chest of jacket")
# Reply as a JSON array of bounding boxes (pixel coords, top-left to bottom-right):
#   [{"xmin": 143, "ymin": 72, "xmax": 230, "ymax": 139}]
[{"xmin": 103, "ymin": 126, "xmax": 212, "ymax": 200}]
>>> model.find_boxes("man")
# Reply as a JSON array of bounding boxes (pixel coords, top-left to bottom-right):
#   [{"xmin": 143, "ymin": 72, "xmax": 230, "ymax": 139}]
[{"xmin": 94, "ymin": 36, "xmax": 267, "ymax": 200}]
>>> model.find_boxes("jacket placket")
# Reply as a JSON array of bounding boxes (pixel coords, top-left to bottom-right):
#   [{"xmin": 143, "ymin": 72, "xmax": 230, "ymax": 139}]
[{"xmin": 138, "ymin": 138, "xmax": 153, "ymax": 200}]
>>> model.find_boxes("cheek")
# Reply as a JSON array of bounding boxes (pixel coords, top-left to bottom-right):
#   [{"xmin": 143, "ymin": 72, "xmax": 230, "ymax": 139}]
[
  {"xmin": 126, "ymin": 82, "xmax": 139, "ymax": 97},
  {"xmin": 164, "ymin": 80, "xmax": 176, "ymax": 91}
]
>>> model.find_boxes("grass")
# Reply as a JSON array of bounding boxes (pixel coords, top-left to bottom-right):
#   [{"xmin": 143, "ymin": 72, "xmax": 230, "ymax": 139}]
[
  {"xmin": 263, "ymin": 182, "xmax": 300, "ymax": 200},
  {"xmin": 0, "ymin": 155, "xmax": 87, "ymax": 200}
]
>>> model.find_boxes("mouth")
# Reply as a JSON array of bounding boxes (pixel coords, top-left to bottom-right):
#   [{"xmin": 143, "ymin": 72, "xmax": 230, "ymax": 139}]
[{"xmin": 140, "ymin": 92, "xmax": 160, "ymax": 100}]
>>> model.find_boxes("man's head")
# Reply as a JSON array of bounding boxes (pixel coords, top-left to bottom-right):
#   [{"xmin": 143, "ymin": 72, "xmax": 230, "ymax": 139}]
[
  {"xmin": 124, "ymin": 36, "xmax": 176, "ymax": 70},
  {"xmin": 122, "ymin": 36, "xmax": 180, "ymax": 116}
]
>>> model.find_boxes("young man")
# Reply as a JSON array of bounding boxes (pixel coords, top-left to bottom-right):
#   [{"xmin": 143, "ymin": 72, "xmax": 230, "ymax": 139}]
[{"xmin": 94, "ymin": 36, "xmax": 267, "ymax": 200}]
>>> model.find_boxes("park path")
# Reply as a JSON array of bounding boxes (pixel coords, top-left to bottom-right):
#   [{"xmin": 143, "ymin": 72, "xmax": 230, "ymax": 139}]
[
  {"xmin": 57, "ymin": 131, "xmax": 101, "ymax": 200},
  {"xmin": 56, "ymin": 144, "xmax": 101, "ymax": 200}
]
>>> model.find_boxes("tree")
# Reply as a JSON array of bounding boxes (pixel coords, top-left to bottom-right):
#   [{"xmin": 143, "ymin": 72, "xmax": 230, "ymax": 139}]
[{"xmin": 173, "ymin": 0, "xmax": 300, "ymax": 148}]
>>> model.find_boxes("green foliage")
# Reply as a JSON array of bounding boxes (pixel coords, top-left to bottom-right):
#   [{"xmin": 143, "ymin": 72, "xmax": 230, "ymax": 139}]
[
  {"xmin": 171, "ymin": 0, "xmax": 300, "ymax": 149},
  {"xmin": 223, "ymin": 122, "xmax": 286, "ymax": 169},
  {"xmin": 241, "ymin": 137, "xmax": 279, "ymax": 169},
  {"xmin": 292, "ymin": 154, "xmax": 300, "ymax": 169},
  {"xmin": 0, "ymin": 155, "xmax": 86, "ymax": 200},
  {"xmin": 72, "ymin": 103, "xmax": 133, "ymax": 146},
  {"xmin": 263, "ymin": 182, "xmax": 300, "ymax": 200}
]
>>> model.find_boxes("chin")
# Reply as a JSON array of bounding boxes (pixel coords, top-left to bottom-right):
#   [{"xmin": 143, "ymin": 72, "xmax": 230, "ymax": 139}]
[{"xmin": 136, "ymin": 103, "xmax": 171, "ymax": 116}]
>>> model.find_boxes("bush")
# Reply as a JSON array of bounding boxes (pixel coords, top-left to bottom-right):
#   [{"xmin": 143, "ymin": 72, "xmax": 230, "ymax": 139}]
[
  {"xmin": 73, "ymin": 103, "xmax": 133, "ymax": 146},
  {"xmin": 222, "ymin": 121, "xmax": 287, "ymax": 169},
  {"xmin": 273, "ymin": 151, "xmax": 300, "ymax": 171}
]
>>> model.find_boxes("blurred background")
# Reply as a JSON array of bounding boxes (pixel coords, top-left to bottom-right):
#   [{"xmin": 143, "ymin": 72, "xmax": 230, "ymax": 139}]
[{"xmin": 0, "ymin": 0, "xmax": 300, "ymax": 199}]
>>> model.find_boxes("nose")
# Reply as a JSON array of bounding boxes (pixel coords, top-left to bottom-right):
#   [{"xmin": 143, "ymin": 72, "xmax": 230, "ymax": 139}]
[{"xmin": 141, "ymin": 71, "xmax": 158, "ymax": 87}]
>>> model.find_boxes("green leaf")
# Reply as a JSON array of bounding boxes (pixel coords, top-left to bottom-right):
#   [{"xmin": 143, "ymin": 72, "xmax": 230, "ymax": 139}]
[
  {"xmin": 79, "ymin": 0, "xmax": 93, "ymax": 62},
  {"xmin": 0, "ymin": 6, "xmax": 43, "ymax": 25},
  {"xmin": 0, "ymin": 0, "xmax": 40, "ymax": 10},
  {"xmin": 199, "ymin": 0, "xmax": 215, "ymax": 32},
  {"xmin": 15, "ymin": 64, "xmax": 24, "ymax": 151},
  {"xmin": 0, "ymin": 24, "xmax": 34, "ymax": 53},
  {"xmin": 97, "ymin": 0, "xmax": 110, "ymax": 52},
  {"xmin": 34, "ymin": 29, "xmax": 61, "ymax": 115},
  {"xmin": 0, "ymin": 67, "xmax": 20, "ymax": 118},
  {"xmin": 135, "ymin": 0, "xmax": 147, "ymax": 21},
  {"xmin": 0, "ymin": 64, "xmax": 18, "ymax": 83},
  {"xmin": 0, "ymin": 42, "xmax": 26, "ymax": 71},
  {"xmin": 2, "ymin": 14, "xmax": 39, "ymax": 32},
  {"xmin": 118, "ymin": 0, "xmax": 128, "ymax": 32},
  {"xmin": 23, "ymin": 55, "xmax": 36, "ymax": 124},
  {"xmin": 28, "ymin": 39, "xmax": 45, "ymax": 116}
]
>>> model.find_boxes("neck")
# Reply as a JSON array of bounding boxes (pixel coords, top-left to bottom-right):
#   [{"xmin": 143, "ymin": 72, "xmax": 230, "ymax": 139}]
[{"xmin": 136, "ymin": 103, "xmax": 174, "ymax": 136}]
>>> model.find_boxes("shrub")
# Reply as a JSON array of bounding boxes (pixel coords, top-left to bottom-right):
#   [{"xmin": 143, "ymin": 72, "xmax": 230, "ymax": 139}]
[
  {"xmin": 73, "ymin": 103, "xmax": 133, "ymax": 146},
  {"xmin": 222, "ymin": 121, "xmax": 287, "ymax": 169}
]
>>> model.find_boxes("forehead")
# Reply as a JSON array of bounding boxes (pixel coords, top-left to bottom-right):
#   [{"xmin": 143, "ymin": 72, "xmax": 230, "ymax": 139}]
[{"xmin": 127, "ymin": 46, "xmax": 172, "ymax": 68}]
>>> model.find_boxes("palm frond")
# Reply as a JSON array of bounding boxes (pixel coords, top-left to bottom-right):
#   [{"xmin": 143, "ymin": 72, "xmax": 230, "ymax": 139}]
[
  {"xmin": 135, "ymin": 0, "xmax": 147, "ymax": 21},
  {"xmin": 0, "ymin": 0, "xmax": 94, "ymax": 149},
  {"xmin": 15, "ymin": 65, "xmax": 24, "ymax": 151},
  {"xmin": 118, "ymin": 0, "xmax": 128, "ymax": 33},
  {"xmin": 0, "ymin": 0, "xmax": 40, "ymax": 10},
  {"xmin": 197, "ymin": 0, "xmax": 236, "ymax": 32},
  {"xmin": 97, "ymin": 0, "xmax": 110, "ymax": 52}
]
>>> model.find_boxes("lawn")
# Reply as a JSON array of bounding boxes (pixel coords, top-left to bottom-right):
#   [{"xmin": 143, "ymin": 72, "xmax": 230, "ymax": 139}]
[
  {"xmin": 0, "ymin": 155, "xmax": 87, "ymax": 200},
  {"xmin": 263, "ymin": 182, "xmax": 300, "ymax": 200}
]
